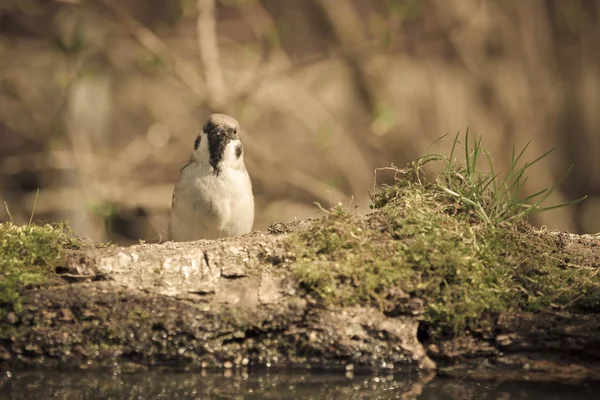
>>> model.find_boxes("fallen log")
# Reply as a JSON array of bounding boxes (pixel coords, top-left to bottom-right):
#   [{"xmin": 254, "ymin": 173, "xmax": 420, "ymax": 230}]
[{"xmin": 1, "ymin": 218, "xmax": 599, "ymax": 383}]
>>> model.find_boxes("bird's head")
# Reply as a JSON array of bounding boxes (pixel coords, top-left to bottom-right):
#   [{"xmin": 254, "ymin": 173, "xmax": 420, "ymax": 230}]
[{"xmin": 192, "ymin": 113, "xmax": 245, "ymax": 174}]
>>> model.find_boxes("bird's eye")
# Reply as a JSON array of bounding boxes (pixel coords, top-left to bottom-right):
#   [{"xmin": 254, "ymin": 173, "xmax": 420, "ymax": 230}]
[{"xmin": 233, "ymin": 129, "xmax": 238, "ymax": 135}]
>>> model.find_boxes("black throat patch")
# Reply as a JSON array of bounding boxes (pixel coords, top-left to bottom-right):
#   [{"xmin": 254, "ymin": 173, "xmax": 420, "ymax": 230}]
[{"xmin": 205, "ymin": 122, "xmax": 235, "ymax": 175}]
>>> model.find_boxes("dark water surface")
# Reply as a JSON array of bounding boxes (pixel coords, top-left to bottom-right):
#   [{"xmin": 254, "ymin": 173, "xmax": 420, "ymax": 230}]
[{"xmin": 0, "ymin": 368, "xmax": 598, "ymax": 399}]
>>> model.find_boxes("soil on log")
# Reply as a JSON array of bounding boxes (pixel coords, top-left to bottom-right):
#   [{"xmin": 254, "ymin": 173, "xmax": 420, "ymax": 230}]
[{"xmin": 1, "ymin": 220, "xmax": 599, "ymax": 384}]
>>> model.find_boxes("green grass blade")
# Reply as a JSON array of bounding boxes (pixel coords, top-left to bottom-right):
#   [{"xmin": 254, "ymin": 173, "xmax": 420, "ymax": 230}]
[
  {"xmin": 449, "ymin": 131, "xmax": 461, "ymax": 165},
  {"xmin": 4, "ymin": 201, "xmax": 14, "ymax": 223},
  {"xmin": 516, "ymin": 188, "xmax": 550, "ymax": 205},
  {"xmin": 510, "ymin": 140, "xmax": 532, "ymax": 172},
  {"xmin": 29, "ymin": 188, "xmax": 40, "ymax": 226},
  {"xmin": 464, "ymin": 128, "xmax": 471, "ymax": 179},
  {"xmin": 523, "ymin": 148, "xmax": 555, "ymax": 169},
  {"xmin": 525, "ymin": 165, "xmax": 574, "ymax": 213},
  {"xmin": 533, "ymin": 195, "xmax": 588, "ymax": 213}
]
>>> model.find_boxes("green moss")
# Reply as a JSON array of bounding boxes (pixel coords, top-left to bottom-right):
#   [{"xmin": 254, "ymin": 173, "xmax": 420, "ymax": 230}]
[
  {"xmin": 287, "ymin": 167, "xmax": 600, "ymax": 335},
  {"xmin": 0, "ymin": 222, "xmax": 79, "ymax": 320}
]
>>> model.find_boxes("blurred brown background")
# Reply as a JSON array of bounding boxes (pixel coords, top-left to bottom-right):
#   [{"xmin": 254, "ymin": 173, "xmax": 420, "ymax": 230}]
[{"xmin": 0, "ymin": 0, "xmax": 598, "ymax": 244}]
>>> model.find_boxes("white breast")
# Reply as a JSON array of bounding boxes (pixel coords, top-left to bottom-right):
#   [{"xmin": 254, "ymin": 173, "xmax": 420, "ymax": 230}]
[{"xmin": 169, "ymin": 161, "xmax": 254, "ymax": 241}]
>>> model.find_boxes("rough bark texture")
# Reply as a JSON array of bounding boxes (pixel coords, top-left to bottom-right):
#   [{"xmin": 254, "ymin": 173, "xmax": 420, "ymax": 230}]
[{"xmin": 1, "ymin": 222, "xmax": 599, "ymax": 384}]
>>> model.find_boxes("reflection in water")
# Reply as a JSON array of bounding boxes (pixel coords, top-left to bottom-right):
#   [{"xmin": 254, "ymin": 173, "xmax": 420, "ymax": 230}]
[{"xmin": 0, "ymin": 368, "xmax": 598, "ymax": 400}]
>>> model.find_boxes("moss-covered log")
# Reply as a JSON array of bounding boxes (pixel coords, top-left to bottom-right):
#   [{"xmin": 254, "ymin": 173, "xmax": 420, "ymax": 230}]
[{"xmin": 1, "ymin": 217, "xmax": 599, "ymax": 383}]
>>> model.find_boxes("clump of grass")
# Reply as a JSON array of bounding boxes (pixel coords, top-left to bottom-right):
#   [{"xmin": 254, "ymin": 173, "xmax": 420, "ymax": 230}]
[
  {"xmin": 417, "ymin": 130, "xmax": 586, "ymax": 225},
  {"xmin": 0, "ymin": 222, "xmax": 79, "ymax": 320},
  {"xmin": 287, "ymin": 132, "xmax": 598, "ymax": 335}
]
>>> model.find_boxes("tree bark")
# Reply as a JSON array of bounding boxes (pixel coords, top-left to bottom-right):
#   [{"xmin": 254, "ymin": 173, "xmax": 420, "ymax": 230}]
[{"xmin": 1, "ymin": 222, "xmax": 599, "ymax": 384}]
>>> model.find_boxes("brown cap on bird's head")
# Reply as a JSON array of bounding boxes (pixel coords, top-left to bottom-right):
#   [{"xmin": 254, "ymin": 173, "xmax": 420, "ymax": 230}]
[{"xmin": 206, "ymin": 113, "xmax": 240, "ymax": 134}]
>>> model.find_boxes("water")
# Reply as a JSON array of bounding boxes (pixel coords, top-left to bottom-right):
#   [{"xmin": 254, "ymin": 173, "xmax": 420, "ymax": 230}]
[{"xmin": 0, "ymin": 368, "xmax": 598, "ymax": 399}]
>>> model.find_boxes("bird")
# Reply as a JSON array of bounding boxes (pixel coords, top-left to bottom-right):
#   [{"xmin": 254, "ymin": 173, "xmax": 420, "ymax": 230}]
[{"xmin": 168, "ymin": 113, "xmax": 254, "ymax": 241}]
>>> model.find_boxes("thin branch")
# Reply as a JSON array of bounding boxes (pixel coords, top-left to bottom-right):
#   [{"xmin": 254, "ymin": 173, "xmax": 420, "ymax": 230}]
[
  {"xmin": 197, "ymin": 0, "xmax": 226, "ymax": 111},
  {"xmin": 99, "ymin": 0, "xmax": 207, "ymax": 101}
]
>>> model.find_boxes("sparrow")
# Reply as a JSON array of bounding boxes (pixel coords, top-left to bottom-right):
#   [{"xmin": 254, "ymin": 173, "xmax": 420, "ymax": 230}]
[{"xmin": 168, "ymin": 113, "xmax": 254, "ymax": 241}]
